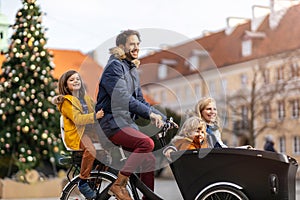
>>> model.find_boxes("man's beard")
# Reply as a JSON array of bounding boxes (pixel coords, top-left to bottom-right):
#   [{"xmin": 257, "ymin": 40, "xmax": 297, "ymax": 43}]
[{"xmin": 125, "ymin": 48, "xmax": 138, "ymax": 61}]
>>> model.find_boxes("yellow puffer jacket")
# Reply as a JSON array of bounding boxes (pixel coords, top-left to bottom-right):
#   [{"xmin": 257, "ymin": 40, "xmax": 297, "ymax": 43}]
[{"xmin": 53, "ymin": 94, "xmax": 96, "ymax": 150}]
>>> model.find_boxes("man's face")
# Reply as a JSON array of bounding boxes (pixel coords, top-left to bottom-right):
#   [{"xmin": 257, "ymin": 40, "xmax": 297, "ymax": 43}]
[{"xmin": 121, "ymin": 35, "xmax": 140, "ymax": 61}]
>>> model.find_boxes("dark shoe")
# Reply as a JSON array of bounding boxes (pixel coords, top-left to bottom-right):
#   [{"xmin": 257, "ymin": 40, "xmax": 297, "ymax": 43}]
[{"xmin": 78, "ymin": 182, "xmax": 96, "ymax": 199}]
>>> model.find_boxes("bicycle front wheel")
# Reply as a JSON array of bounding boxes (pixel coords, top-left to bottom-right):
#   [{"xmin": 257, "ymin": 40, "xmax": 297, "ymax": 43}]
[
  {"xmin": 60, "ymin": 171, "xmax": 117, "ymax": 200},
  {"xmin": 196, "ymin": 185, "xmax": 249, "ymax": 200}
]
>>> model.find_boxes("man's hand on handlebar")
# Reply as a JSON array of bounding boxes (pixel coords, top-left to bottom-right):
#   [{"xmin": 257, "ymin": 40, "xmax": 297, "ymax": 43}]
[
  {"xmin": 164, "ymin": 118, "xmax": 179, "ymax": 129},
  {"xmin": 150, "ymin": 112, "xmax": 164, "ymax": 128}
]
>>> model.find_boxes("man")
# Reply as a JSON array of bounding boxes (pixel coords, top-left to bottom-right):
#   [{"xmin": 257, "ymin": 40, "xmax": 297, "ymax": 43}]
[{"xmin": 96, "ymin": 29, "xmax": 165, "ymax": 200}]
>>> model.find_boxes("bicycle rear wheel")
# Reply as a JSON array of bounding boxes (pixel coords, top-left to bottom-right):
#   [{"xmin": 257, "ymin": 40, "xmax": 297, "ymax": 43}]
[{"xmin": 60, "ymin": 171, "xmax": 117, "ymax": 200}]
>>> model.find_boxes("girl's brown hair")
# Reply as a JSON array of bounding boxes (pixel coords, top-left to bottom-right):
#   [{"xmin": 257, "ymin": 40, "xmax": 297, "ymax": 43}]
[{"xmin": 58, "ymin": 70, "xmax": 86, "ymax": 98}]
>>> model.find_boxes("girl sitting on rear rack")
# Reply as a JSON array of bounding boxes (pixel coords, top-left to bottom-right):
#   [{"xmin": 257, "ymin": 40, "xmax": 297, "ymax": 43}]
[{"xmin": 52, "ymin": 70, "xmax": 104, "ymax": 199}]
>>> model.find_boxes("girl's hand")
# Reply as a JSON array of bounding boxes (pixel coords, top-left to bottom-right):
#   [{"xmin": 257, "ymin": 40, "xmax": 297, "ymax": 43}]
[{"xmin": 96, "ymin": 109, "xmax": 104, "ymax": 119}]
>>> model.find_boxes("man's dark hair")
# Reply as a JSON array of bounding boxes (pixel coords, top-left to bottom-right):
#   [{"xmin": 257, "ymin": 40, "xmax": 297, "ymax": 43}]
[{"xmin": 116, "ymin": 29, "xmax": 141, "ymax": 46}]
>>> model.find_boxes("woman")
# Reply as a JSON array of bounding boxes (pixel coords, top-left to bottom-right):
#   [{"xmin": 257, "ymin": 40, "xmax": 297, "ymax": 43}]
[
  {"xmin": 195, "ymin": 97, "xmax": 227, "ymax": 148},
  {"xmin": 52, "ymin": 70, "xmax": 104, "ymax": 199}
]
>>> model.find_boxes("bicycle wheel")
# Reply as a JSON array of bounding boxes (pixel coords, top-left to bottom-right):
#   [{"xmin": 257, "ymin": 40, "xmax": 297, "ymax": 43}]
[
  {"xmin": 60, "ymin": 171, "xmax": 117, "ymax": 200},
  {"xmin": 196, "ymin": 185, "xmax": 249, "ymax": 200}
]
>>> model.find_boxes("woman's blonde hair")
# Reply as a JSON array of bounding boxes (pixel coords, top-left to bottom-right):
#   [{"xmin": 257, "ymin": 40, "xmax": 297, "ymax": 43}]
[
  {"xmin": 179, "ymin": 116, "xmax": 206, "ymax": 137},
  {"xmin": 195, "ymin": 97, "xmax": 220, "ymax": 127}
]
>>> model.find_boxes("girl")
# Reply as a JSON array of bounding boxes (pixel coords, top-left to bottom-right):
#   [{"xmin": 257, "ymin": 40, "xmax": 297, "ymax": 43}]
[{"xmin": 52, "ymin": 70, "xmax": 104, "ymax": 199}]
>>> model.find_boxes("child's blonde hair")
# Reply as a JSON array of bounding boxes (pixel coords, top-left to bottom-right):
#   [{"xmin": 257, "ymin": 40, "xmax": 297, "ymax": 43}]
[{"xmin": 179, "ymin": 116, "xmax": 206, "ymax": 138}]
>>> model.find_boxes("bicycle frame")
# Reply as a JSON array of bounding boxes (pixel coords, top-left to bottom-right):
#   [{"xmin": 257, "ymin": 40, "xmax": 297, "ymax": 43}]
[
  {"xmin": 128, "ymin": 173, "xmax": 163, "ymax": 200},
  {"xmin": 60, "ymin": 118, "xmax": 177, "ymax": 200},
  {"xmin": 100, "ymin": 118, "xmax": 176, "ymax": 200}
]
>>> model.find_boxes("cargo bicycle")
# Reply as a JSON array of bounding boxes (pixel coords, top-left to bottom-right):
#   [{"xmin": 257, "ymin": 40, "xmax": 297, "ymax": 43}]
[{"xmin": 59, "ymin": 118, "xmax": 298, "ymax": 200}]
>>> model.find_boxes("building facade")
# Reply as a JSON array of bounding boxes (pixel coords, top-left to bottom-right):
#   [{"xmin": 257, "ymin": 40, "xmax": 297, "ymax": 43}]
[{"xmin": 139, "ymin": 1, "xmax": 300, "ymax": 170}]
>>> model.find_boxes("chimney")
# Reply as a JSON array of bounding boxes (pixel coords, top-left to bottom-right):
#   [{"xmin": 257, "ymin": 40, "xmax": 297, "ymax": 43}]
[{"xmin": 269, "ymin": 0, "xmax": 299, "ymax": 29}]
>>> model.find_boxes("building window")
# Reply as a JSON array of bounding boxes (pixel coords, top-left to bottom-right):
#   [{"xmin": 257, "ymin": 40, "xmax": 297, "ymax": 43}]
[
  {"xmin": 242, "ymin": 40, "xmax": 252, "ymax": 57},
  {"xmin": 222, "ymin": 78, "xmax": 227, "ymax": 91},
  {"xmin": 290, "ymin": 62, "xmax": 299, "ymax": 78},
  {"xmin": 277, "ymin": 66, "xmax": 284, "ymax": 81},
  {"xmin": 0, "ymin": 32, "xmax": 3, "ymax": 39},
  {"xmin": 188, "ymin": 49, "xmax": 208, "ymax": 71},
  {"xmin": 208, "ymin": 81, "xmax": 216, "ymax": 96},
  {"xmin": 160, "ymin": 90, "xmax": 166, "ymax": 103},
  {"xmin": 158, "ymin": 64, "xmax": 167, "ymax": 80},
  {"xmin": 241, "ymin": 105, "xmax": 248, "ymax": 129},
  {"xmin": 185, "ymin": 87, "xmax": 191, "ymax": 100},
  {"xmin": 175, "ymin": 87, "xmax": 181, "ymax": 101},
  {"xmin": 241, "ymin": 74, "xmax": 248, "ymax": 87},
  {"xmin": 293, "ymin": 136, "xmax": 300, "ymax": 154},
  {"xmin": 188, "ymin": 55, "xmax": 199, "ymax": 71},
  {"xmin": 194, "ymin": 83, "xmax": 201, "ymax": 99},
  {"xmin": 279, "ymin": 136, "xmax": 286, "ymax": 153},
  {"xmin": 291, "ymin": 99, "xmax": 300, "ymax": 119},
  {"xmin": 277, "ymin": 100, "xmax": 285, "ymax": 120},
  {"xmin": 152, "ymin": 92, "xmax": 159, "ymax": 102},
  {"xmin": 263, "ymin": 68, "xmax": 270, "ymax": 84},
  {"xmin": 264, "ymin": 103, "xmax": 271, "ymax": 122}
]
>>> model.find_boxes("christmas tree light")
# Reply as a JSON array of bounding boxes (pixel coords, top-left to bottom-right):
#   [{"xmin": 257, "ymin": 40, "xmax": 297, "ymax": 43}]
[{"xmin": 0, "ymin": 0, "xmax": 65, "ymax": 178}]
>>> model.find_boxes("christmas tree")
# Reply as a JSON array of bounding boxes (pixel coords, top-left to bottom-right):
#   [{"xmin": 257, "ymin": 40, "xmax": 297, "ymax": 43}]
[{"xmin": 0, "ymin": 0, "xmax": 65, "ymax": 178}]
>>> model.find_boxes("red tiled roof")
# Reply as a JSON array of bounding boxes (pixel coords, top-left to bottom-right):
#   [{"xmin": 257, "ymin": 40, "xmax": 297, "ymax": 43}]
[
  {"xmin": 140, "ymin": 3, "xmax": 300, "ymax": 81},
  {"xmin": 50, "ymin": 49, "xmax": 103, "ymax": 100},
  {"xmin": 0, "ymin": 49, "xmax": 103, "ymax": 100},
  {"xmin": 0, "ymin": 49, "xmax": 157, "ymax": 105}
]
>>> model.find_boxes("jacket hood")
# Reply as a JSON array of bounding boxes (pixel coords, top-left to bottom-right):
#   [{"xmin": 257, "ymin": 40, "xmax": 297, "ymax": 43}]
[
  {"xmin": 109, "ymin": 47, "xmax": 126, "ymax": 60},
  {"xmin": 109, "ymin": 47, "xmax": 140, "ymax": 68}
]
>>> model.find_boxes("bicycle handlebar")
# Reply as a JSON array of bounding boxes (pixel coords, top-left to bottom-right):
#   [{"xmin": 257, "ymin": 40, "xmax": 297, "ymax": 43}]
[
  {"xmin": 162, "ymin": 117, "xmax": 178, "ymax": 131},
  {"xmin": 157, "ymin": 117, "xmax": 179, "ymax": 147}
]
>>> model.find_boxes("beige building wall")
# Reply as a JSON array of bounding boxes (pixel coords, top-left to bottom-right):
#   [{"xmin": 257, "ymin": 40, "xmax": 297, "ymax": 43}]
[
  {"xmin": 214, "ymin": 53, "xmax": 300, "ymax": 167},
  {"xmin": 142, "ymin": 50, "xmax": 300, "ymax": 169}
]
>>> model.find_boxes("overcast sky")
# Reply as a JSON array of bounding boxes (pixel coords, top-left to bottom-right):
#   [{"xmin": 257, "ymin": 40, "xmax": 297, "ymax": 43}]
[{"xmin": 2, "ymin": 0, "xmax": 272, "ymax": 64}]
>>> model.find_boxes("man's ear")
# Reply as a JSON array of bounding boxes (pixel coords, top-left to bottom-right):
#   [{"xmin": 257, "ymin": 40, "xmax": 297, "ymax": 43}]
[{"xmin": 118, "ymin": 44, "xmax": 125, "ymax": 50}]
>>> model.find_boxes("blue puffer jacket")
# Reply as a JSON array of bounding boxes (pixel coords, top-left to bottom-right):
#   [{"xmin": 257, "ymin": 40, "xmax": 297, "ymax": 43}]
[{"xmin": 96, "ymin": 53, "xmax": 165, "ymax": 138}]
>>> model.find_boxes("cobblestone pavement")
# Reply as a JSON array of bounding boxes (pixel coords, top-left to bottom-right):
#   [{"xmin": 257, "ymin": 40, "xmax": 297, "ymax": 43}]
[
  {"xmin": 2, "ymin": 171, "xmax": 300, "ymax": 200},
  {"xmin": 1, "ymin": 170, "xmax": 183, "ymax": 200}
]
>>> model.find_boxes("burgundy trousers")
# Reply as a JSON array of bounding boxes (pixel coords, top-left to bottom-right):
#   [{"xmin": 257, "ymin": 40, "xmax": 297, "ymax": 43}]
[{"xmin": 110, "ymin": 126, "xmax": 156, "ymax": 191}]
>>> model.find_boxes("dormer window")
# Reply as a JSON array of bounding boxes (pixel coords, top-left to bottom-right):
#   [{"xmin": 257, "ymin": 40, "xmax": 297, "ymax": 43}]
[
  {"xmin": 242, "ymin": 30, "xmax": 265, "ymax": 57},
  {"xmin": 158, "ymin": 64, "xmax": 167, "ymax": 80},
  {"xmin": 189, "ymin": 55, "xmax": 199, "ymax": 71},
  {"xmin": 188, "ymin": 49, "xmax": 208, "ymax": 71},
  {"xmin": 158, "ymin": 59, "xmax": 177, "ymax": 80},
  {"xmin": 242, "ymin": 39, "xmax": 252, "ymax": 57}
]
